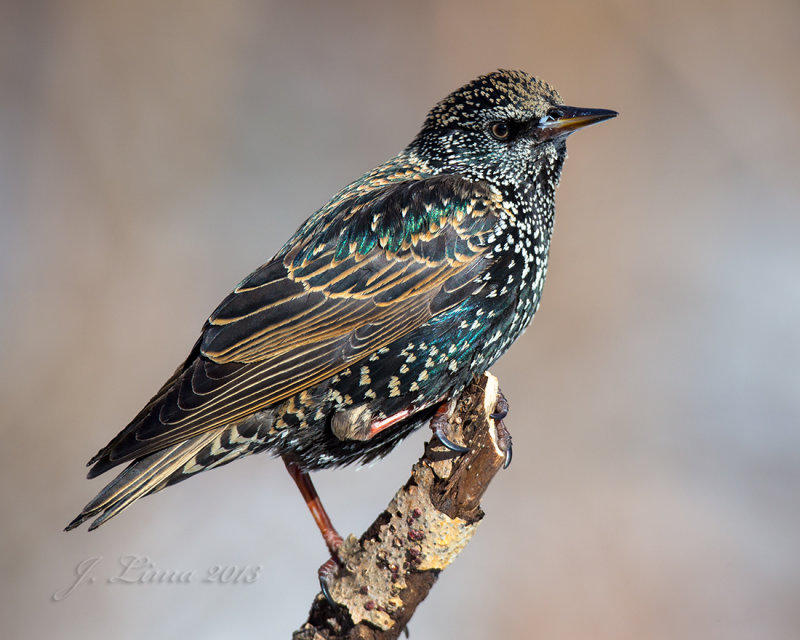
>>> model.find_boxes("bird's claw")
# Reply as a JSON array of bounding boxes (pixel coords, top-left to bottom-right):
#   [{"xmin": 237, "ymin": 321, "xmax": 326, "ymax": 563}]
[
  {"xmin": 503, "ymin": 441, "xmax": 513, "ymax": 469},
  {"xmin": 436, "ymin": 423, "xmax": 470, "ymax": 453},
  {"xmin": 318, "ymin": 557, "xmax": 339, "ymax": 608},
  {"xmin": 431, "ymin": 409, "xmax": 469, "ymax": 453},
  {"xmin": 488, "ymin": 391, "xmax": 512, "ymax": 467},
  {"xmin": 490, "ymin": 392, "xmax": 509, "ymax": 421}
]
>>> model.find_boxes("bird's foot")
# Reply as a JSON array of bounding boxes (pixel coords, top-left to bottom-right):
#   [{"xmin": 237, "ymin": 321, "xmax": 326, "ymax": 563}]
[
  {"xmin": 318, "ymin": 530, "xmax": 344, "ymax": 607},
  {"xmin": 490, "ymin": 390, "xmax": 509, "ymax": 421},
  {"xmin": 318, "ymin": 555, "xmax": 340, "ymax": 608},
  {"xmin": 430, "ymin": 402, "xmax": 469, "ymax": 453},
  {"xmin": 489, "ymin": 390, "xmax": 512, "ymax": 469},
  {"xmin": 497, "ymin": 420, "xmax": 513, "ymax": 469}
]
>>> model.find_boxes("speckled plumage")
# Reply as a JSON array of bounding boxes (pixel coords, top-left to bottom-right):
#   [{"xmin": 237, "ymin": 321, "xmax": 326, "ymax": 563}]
[{"xmin": 67, "ymin": 70, "xmax": 616, "ymax": 531}]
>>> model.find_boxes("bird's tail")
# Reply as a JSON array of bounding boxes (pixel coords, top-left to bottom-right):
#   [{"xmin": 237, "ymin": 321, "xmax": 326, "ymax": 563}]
[{"xmin": 65, "ymin": 425, "xmax": 261, "ymax": 531}]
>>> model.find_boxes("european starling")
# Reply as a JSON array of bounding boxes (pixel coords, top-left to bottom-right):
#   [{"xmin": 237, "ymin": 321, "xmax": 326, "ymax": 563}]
[{"xmin": 67, "ymin": 70, "xmax": 615, "ymax": 590}]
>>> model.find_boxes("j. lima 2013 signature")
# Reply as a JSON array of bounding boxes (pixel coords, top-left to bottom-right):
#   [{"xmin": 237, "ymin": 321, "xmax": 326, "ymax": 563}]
[{"xmin": 52, "ymin": 555, "xmax": 262, "ymax": 601}]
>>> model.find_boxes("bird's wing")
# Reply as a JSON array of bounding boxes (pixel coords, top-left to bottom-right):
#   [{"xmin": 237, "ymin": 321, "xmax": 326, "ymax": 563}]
[{"xmin": 87, "ymin": 174, "xmax": 502, "ymax": 476}]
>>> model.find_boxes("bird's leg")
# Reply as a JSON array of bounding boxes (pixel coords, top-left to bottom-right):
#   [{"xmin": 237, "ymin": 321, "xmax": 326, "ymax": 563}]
[
  {"xmin": 429, "ymin": 400, "xmax": 470, "ymax": 453},
  {"xmin": 283, "ymin": 459, "xmax": 342, "ymax": 554},
  {"xmin": 366, "ymin": 408, "xmax": 411, "ymax": 438},
  {"xmin": 283, "ymin": 458, "xmax": 343, "ymax": 605}
]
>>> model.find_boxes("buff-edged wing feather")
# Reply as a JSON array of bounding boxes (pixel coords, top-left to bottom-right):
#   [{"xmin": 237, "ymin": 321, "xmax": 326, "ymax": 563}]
[{"xmin": 86, "ymin": 175, "xmax": 501, "ymax": 477}]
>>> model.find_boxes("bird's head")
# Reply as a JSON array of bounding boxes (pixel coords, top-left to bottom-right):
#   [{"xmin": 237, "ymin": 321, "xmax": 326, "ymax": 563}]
[{"xmin": 410, "ymin": 70, "xmax": 616, "ymax": 188}]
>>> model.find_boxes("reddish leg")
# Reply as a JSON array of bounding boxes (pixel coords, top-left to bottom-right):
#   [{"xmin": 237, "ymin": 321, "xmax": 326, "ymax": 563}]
[
  {"xmin": 284, "ymin": 458, "xmax": 343, "ymax": 605},
  {"xmin": 367, "ymin": 401, "xmax": 468, "ymax": 452},
  {"xmin": 367, "ymin": 408, "xmax": 411, "ymax": 438},
  {"xmin": 284, "ymin": 459, "xmax": 343, "ymax": 554}
]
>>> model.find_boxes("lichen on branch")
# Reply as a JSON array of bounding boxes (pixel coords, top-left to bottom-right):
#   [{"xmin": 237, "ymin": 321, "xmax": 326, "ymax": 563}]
[{"xmin": 294, "ymin": 372, "xmax": 511, "ymax": 640}]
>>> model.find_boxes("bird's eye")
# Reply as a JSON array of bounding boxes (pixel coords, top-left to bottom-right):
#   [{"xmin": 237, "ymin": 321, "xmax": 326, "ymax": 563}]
[{"xmin": 489, "ymin": 121, "xmax": 511, "ymax": 141}]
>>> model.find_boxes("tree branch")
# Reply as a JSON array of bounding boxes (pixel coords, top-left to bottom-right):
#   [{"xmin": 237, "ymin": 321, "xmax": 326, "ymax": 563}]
[{"xmin": 293, "ymin": 372, "xmax": 511, "ymax": 640}]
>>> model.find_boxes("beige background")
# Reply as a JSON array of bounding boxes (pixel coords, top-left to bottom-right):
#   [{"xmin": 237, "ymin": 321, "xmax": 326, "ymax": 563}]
[{"xmin": 2, "ymin": 1, "xmax": 799, "ymax": 638}]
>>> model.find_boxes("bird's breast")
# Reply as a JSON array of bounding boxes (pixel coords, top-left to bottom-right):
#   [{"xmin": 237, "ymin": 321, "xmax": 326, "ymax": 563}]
[{"xmin": 466, "ymin": 209, "xmax": 552, "ymax": 371}]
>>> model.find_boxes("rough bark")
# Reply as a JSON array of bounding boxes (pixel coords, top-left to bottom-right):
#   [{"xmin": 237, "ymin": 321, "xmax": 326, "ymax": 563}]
[{"xmin": 293, "ymin": 372, "xmax": 511, "ymax": 640}]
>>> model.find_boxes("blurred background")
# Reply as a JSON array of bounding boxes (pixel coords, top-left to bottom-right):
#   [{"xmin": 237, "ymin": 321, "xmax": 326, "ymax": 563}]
[{"xmin": 2, "ymin": 1, "xmax": 798, "ymax": 638}]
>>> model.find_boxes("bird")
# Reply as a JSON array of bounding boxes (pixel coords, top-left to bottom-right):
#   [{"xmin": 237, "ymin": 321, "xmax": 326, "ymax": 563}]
[{"xmin": 67, "ymin": 69, "xmax": 616, "ymax": 595}]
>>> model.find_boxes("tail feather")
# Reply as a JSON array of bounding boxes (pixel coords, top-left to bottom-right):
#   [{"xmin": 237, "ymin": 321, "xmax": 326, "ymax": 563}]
[
  {"xmin": 65, "ymin": 430, "xmax": 222, "ymax": 531},
  {"xmin": 67, "ymin": 409, "xmax": 277, "ymax": 532}
]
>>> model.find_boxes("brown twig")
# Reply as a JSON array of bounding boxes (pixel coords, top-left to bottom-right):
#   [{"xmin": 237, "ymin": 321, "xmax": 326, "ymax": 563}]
[{"xmin": 293, "ymin": 372, "xmax": 511, "ymax": 640}]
